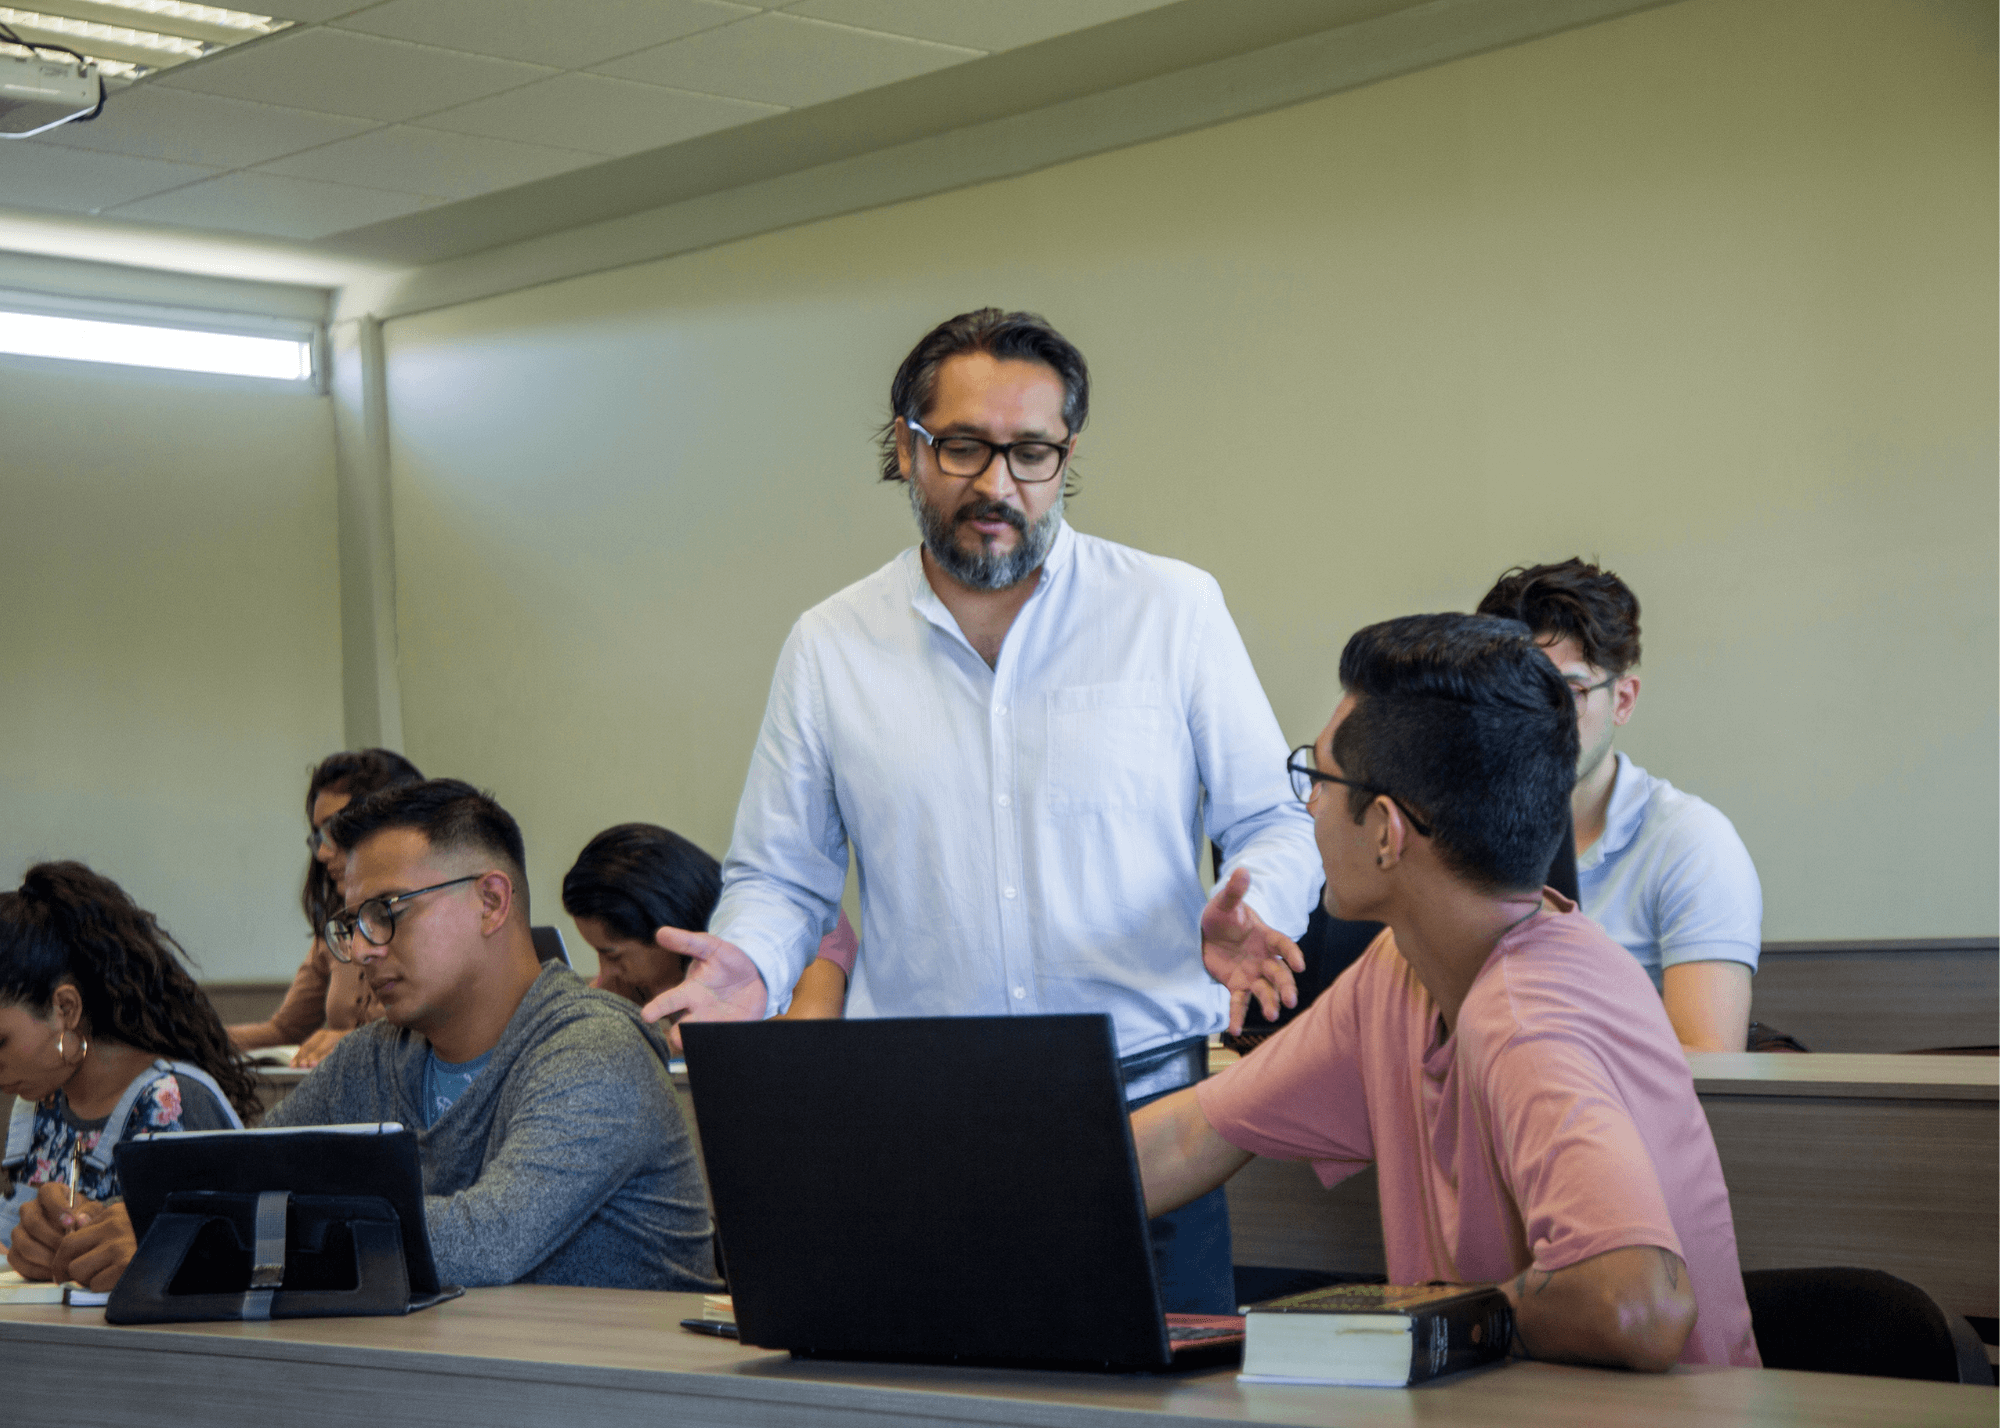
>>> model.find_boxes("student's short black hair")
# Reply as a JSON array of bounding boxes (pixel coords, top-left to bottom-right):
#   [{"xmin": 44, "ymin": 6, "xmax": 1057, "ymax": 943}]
[
  {"xmin": 326, "ymin": 778, "xmax": 530, "ymax": 916},
  {"xmin": 561, "ymin": 823, "xmax": 720, "ymax": 942},
  {"xmin": 1334, "ymin": 613, "xmax": 1579, "ymax": 893},
  {"xmin": 1476, "ymin": 558, "xmax": 1642, "ymax": 675}
]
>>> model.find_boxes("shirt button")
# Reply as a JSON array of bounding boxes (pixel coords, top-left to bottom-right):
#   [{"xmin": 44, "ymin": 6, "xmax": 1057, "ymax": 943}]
[
  {"xmin": 1013, "ymin": 987, "xmax": 1026, "ymax": 1000},
  {"xmin": 1004, "ymin": 886, "xmax": 1017, "ymax": 899},
  {"xmin": 997, "ymin": 794, "xmax": 1011, "ymax": 807},
  {"xmin": 995, "ymin": 706, "xmax": 1008, "ymax": 716}
]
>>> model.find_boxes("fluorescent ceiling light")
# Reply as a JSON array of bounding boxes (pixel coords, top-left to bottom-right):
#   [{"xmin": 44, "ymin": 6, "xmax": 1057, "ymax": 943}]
[
  {"xmin": 0, "ymin": 308, "xmax": 313, "ymax": 380},
  {"xmin": 0, "ymin": 1, "xmax": 286, "ymax": 81}
]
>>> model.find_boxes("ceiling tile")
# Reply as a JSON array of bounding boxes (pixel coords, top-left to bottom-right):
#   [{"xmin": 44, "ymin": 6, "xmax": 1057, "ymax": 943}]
[
  {"xmin": 30, "ymin": 87, "xmax": 378, "ymax": 169},
  {"xmin": 108, "ymin": 171, "xmax": 440, "ymax": 240},
  {"xmin": 593, "ymin": 11, "xmax": 977, "ymax": 109},
  {"xmin": 780, "ymin": 0, "xmax": 1171, "ymax": 52},
  {"xmin": 334, "ymin": 0, "xmax": 759, "ymax": 70},
  {"xmin": 0, "ymin": 144, "xmax": 217, "ymax": 214},
  {"xmin": 153, "ymin": 28, "xmax": 557, "ymax": 122},
  {"xmin": 413, "ymin": 72, "xmax": 778, "ymax": 158},
  {"xmin": 264, "ymin": 1, "xmax": 397, "ymax": 20},
  {"xmin": 256, "ymin": 124, "xmax": 601, "ymax": 199}
]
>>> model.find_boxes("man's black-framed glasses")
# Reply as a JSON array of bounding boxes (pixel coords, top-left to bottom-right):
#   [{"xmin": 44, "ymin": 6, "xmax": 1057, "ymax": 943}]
[
  {"xmin": 1566, "ymin": 674, "xmax": 1617, "ymax": 703},
  {"xmin": 906, "ymin": 420, "xmax": 1072, "ymax": 484},
  {"xmin": 1287, "ymin": 744, "xmax": 1434, "ymax": 838},
  {"xmin": 323, "ymin": 874, "xmax": 483, "ymax": 962}
]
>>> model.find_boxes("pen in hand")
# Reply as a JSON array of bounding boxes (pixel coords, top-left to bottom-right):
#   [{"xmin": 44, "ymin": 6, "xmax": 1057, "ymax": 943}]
[{"xmin": 65, "ymin": 1143, "xmax": 80, "ymax": 1211}]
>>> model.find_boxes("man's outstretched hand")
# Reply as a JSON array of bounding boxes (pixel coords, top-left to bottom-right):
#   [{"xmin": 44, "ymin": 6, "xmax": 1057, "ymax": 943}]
[
  {"xmin": 641, "ymin": 927, "xmax": 769, "ymax": 1051},
  {"xmin": 1200, "ymin": 868, "xmax": 1305, "ymax": 1036}
]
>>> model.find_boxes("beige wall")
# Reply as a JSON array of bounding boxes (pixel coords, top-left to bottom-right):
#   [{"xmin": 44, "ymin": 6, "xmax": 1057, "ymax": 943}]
[
  {"xmin": 0, "ymin": 357, "xmax": 344, "ymax": 982},
  {"xmin": 381, "ymin": 0, "xmax": 1997, "ymax": 961}
]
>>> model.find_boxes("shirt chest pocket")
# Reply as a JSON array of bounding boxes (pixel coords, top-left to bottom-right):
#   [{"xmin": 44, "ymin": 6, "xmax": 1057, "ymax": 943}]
[{"xmin": 1045, "ymin": 682, "xmax": 1174, "ymax": 814}]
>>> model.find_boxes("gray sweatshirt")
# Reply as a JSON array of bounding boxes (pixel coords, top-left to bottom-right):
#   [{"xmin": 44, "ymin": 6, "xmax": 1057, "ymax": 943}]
[{"xmin": 266, "ymin": 963, "xmax": 718, "ymax": 1292}]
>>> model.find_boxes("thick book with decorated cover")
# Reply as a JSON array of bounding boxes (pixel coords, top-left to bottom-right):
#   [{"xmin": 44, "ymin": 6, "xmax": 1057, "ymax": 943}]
[{"xmin": 1239, "ymin": 1282, "xmax": 1512, "ymax": 1386}]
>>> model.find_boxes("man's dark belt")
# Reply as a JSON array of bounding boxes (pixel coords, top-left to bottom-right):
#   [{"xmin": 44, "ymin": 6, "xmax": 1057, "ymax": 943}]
[{"xmin": 1118, "ymin": 1034, "xmax": 1209, "ymax": 1103}]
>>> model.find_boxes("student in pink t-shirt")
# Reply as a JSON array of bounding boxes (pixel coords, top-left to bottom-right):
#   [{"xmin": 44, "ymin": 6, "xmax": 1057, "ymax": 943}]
[{"xmin": 1136, "ymin": 613, "xmax": 1758, "ymax": 1372}]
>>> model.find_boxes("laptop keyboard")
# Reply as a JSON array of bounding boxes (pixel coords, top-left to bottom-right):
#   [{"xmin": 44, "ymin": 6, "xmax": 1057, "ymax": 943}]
[{"xmin": 1169, "ymin": 1325, "xmax": 1244, "ymax": 1343}]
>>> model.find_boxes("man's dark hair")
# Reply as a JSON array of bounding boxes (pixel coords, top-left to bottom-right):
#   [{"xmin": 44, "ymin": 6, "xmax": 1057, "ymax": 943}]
[
  {"xmin": 562, "ymin": 823, "xmax": 720, "ymax": 942},
  {"xmin": 877, "ymin": 308, "xmax": 1090, "ymax": 488},
  {"xmin": 1334, "ymin": 614, "xmax": 1579, "ymax": 893},
  {"xmin": 1476, "ymin": 558, "xmax": 1642, "ymax": 675},
  {"xmin": 326, "ymin": 778, "xmax": 530, "ymax": 917},
  {"xmin": 300, "ymin": 748, "xmax": 424, "ymax": 928}
]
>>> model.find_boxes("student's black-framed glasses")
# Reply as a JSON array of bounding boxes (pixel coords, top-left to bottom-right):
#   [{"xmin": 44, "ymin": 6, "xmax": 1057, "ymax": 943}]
[
  {"xmin": 1286, "ymin": 745, "xmax": 1434, "ymax": 838},
  {"xmin": 323, "ymin": 875, "xmax": 484, "ymax": 962},
  {"xmin": 906, "ymin": 420, "xmax": 1074, "ymax": 484}
]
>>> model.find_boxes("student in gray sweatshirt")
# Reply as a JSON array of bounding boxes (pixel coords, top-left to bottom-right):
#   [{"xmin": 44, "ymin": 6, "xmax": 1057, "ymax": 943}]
[{"xmin": 263, "ymin": 778, "xmax": 719, "ymax": 1291}]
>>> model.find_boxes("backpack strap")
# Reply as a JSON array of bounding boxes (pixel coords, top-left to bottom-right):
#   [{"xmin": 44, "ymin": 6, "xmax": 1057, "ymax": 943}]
[
  {"xmin": 1, "ymin": 1093, "xmax": 36, "ymax": 1181},
  {"xmin": 84, "ymin": 1059, "xmax": 245, "ymax": 1174}
]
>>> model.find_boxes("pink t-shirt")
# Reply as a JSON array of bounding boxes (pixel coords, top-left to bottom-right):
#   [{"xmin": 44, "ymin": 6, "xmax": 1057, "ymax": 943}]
[
  {"xmin": 1197, "ymin": 894, "xmax": 1758, "ymax": 1368},
  {"xmin": 814, "ymin": 910, "xmax": 860, "ymax": 975}
]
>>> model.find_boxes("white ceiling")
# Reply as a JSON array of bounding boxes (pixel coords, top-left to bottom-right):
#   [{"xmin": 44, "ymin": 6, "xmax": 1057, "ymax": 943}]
[{"xmin": 1, "ymin": 0, "xmax": 1176, "ymax": 243}]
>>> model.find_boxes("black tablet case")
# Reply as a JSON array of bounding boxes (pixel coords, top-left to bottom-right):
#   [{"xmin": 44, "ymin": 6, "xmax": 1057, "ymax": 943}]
[{"xmin": 107, "ymin": 1125, "xmax": 461, "ymax": 1323}]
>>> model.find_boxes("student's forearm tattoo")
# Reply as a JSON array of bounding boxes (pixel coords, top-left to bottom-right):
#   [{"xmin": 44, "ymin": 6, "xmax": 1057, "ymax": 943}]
[{"xmin": 1507, "ymin": 1267, "xmax": 1553, "ymax": 1359}]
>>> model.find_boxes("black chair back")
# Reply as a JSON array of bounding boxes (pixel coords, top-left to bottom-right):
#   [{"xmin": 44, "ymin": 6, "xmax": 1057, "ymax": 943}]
[{"xmin": 1744, "ymin": 1267, "xmax": 1991, "ymax": 1383}]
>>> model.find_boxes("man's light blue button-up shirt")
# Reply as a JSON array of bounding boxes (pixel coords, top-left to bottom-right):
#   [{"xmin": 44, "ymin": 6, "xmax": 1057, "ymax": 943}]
[{"xmin": 708, "ymin": 522, "xmax": 1321, "ymax": 1057}]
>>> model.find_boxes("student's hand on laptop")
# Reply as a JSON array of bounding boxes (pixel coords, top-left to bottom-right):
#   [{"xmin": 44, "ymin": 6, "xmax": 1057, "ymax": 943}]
[
  {"xmin": 642, "ymin": 927, "xmax": 770, "ymax": 1051},
  {"xmin": 50, "ymin": 1199, "xmax": 137, "ymax": 1293},
  {"xmin": 1199, "ymin": 869, "xmax": 1306, "ymax": 1036}
]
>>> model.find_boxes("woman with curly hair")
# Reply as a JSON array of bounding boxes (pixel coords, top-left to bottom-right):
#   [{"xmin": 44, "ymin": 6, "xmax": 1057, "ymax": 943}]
[{"xmin": 1, "ymin": 861, "xmax": 258, "ymax": 1286}]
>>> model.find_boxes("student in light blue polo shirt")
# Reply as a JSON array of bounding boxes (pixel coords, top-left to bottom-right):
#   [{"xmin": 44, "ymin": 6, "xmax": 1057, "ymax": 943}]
[{"xmin": 1479, "ymin": 560, "xmax": 1760, "ymax": 1051}]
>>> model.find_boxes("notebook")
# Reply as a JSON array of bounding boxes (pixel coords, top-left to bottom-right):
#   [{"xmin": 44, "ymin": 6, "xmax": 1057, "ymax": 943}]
[{"xmin": 681, "ymin": 1013, "xmax": 1244, "ymax": 1371}]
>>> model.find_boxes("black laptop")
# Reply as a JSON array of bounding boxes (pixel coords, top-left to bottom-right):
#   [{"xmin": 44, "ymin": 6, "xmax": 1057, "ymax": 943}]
[{"xmin": 681, "ymin": 1013, "xmax": 1243, "ymax": 1371}]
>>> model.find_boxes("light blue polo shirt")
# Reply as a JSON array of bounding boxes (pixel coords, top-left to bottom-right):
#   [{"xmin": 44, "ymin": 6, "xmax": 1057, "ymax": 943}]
[{"xmin": 1577, "ymin": 752, "xmax": 1762, "ymax": 990}]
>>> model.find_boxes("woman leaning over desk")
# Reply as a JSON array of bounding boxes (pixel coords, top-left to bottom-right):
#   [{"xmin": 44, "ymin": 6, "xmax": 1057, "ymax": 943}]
[
  {"xmin": 1, "ymin": 862, "xmax": 261, "ymax": 1289},
  {"xmin": 228, "ymin": 748, "xmax": 422, "ymax": 1067}
]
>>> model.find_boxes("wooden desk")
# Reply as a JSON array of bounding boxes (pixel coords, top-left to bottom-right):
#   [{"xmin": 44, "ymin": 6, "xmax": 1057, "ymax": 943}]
[
  {"xmin": 1216, "ymin": 1054, "xmax": 1999, "ymax": 1321},
  {"xmin": 1752, "ymin": 939, "xmax": 1998, "ymax": 1053},
  {"xmin": 1689, "ymin": 1053, "xmax": 1999, "ymax": 1319},
  {"xmin": 1, "ymin": 1286, "xmax": 1990, "ymax": 1427}
]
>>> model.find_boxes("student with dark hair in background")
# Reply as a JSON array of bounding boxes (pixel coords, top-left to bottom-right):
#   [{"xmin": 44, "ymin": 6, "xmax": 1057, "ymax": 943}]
[
  {"xmin": 1132, "ymin": 614, "xmax": 1758, "ymax": 1371},
  {"xmin": 561, "ymin": 822, "xmax": 856, "ymax": 1016},
  {"xmin": 1477, "ymin": 559, "xmax": 1761, "ymax": 1052},
  {"xmin": 2, "ymin": 862, "xmax": 257, "ymax": 1290},
  {"xmin": 229, "ymin": 748, "xmax": 424, "ymax": 1066}
]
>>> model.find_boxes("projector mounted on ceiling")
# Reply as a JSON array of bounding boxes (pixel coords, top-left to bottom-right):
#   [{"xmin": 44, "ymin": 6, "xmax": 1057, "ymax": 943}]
[{"xmin": 0, "ymin": 26, "xmax": 102, "ymax": 139}]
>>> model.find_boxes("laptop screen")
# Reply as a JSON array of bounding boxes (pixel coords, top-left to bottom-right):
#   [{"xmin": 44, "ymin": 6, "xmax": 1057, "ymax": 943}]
[{"xmin": 682, "ymin": 1014, "xmax": 1178, "ymax": 1369}]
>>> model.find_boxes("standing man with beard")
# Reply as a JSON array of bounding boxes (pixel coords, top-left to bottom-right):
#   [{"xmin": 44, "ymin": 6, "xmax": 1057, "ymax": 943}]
[{"xmin": 647, "ymin": 309, "xmax": 1321, "ymax": 1311}]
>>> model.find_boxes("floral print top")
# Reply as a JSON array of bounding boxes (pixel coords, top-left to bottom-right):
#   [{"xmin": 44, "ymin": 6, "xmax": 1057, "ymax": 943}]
[{"xmin": 18, "ymin": 1070, "xmax": 234, "ymax": 1204}]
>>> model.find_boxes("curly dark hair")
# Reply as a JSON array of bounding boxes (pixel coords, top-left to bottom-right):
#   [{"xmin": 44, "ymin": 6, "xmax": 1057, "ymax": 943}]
[
  {"xmin": 0, "ymin": 862, "xmax": 261, "ymax": 1122},
  {"xmin": 300, "ymin": 749, "xmax": 424, "ymax": 931},
  {"xmin": 1476, "ymin": 558, "xmax": 1642, "ymax": 675},
  {"xmin": 876, "ymin": 307, "xmax": 1090, "ymax": 496}
]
